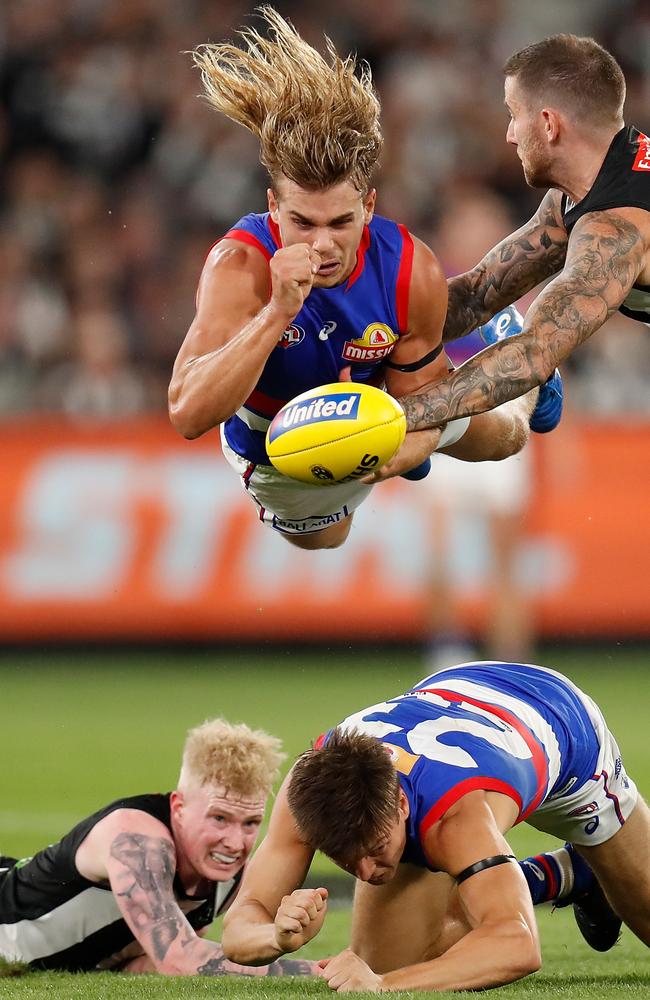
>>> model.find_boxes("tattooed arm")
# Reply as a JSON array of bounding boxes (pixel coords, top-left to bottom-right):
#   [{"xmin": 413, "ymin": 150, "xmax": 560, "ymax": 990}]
[
  {"xmin": 402, "ymin": 207, "xmax": 647, "ymax": 430},
  {"xmin": 76, "ymin": 809, "xmax": 316, "ymax": 977},
  {"xmin": 443, "ymin": 189, "xmax": 568, "ymax": 342}
]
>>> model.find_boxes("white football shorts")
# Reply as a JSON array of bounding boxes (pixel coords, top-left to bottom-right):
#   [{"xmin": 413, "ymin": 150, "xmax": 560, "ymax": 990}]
[
  {"xmin": 221, "ymin": 428, "xmax": 374, "ymax": 535},
  {"xmin": 528, "ymin": 689, "xmax": 638, "ymax": 846}
]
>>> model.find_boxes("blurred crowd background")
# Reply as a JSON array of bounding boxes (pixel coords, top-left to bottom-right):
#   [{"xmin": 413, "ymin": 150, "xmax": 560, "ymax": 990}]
[{"xmin": 1, "ymin": 0, "xmax": 650, "ymax": 420}]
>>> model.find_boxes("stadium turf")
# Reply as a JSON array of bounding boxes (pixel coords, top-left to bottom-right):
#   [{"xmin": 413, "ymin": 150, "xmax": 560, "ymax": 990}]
[{"xmin": 1, "ymin": 646, "xmax": 649, "ymax": 997}]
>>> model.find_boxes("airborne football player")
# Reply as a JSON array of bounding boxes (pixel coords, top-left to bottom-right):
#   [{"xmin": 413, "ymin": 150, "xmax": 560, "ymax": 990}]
[{"xmin": 168, "ymin": 8, "xmax": 561, "ymax": 550}]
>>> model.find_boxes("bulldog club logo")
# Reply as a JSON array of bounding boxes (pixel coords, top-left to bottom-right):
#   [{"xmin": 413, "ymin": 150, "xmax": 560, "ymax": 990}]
[
  {"xmin": 278, "ymin": 324, "xmax": 305, "ymax": 348},
  {"xmin": 342, "ymin": 323, "xmax": 398, "ymax": 362}
]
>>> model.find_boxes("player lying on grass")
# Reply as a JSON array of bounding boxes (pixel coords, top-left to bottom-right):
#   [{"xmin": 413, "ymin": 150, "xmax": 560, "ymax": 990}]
[
  {"xmin": 168, "ymin": 7, "xmax": 561, "ymax": 550},
  {"xmin": 222, "ymin": 660, "xmax": 648, "ymax": 992},
  {"xmin": 0, "ymin": 719, "xmax": 315, "ymax": 978},
  {"xmin": 400, "ymin": 34, "xmax": 650, "ymax": 436}
]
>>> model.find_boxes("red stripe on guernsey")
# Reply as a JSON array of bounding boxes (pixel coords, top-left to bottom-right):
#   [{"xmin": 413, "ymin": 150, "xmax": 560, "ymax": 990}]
[
  {"xmin": 419, "ymin": 776, "xmax": 523, "ymax": 841},
  {"xmin": 223, "ymin": 228, "xmax": 273, "ymax": 262},
  {"xmin": 415, "ymin": 687, "xmax": 549, "ymax": 826},
  {"xmin": 245, "ymin": 388, "xmax": 288, "ymax": 418},
  {"xmin": 314, "ymin": 732, "xmax": 327, "ymax": 750},
  {"xmin": 395, "ymin": 224, "xmax": 414, "ymax": 332},
  {"xmin": 536, "ymin": 854, "xmax": 559, "ymax": 900},
  {"xmin": 345, "ymin": 226, "xmax": 371, "ymax": 291},
  {"xmin": 242, "ymin": 462, "xmax": 256, "ymax": 489}
]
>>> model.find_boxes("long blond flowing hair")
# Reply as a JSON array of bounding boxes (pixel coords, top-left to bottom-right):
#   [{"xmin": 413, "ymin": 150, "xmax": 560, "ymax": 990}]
[{"xmin": 192, "ymin": 6, "xmax": 383, "ymax": 193}]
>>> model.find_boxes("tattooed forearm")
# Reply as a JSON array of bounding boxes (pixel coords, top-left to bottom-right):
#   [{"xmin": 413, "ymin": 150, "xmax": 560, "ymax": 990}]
[
  {"xmin": 196, "ymin": 945, "xmax": 315, "ymax": 977},
  {"xmin": 404, "ymin": 211, "xmax": 643, "ymax": 429},
  {"xmin": 443, "ymin": 192, "xmax": 568, "ymax": 342},
  {"xmin": 110, "ymin": 832, "xmax": 185, "ymax": 963}
]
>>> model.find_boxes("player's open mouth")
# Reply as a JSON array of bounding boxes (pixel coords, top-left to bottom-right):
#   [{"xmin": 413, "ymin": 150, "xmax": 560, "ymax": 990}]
[
  {"xmin": 210, "ymin": 851, "xmax": 239, "ymax": 864},
  {"xmin": 318, "ymin": 261, "xmax": 339, "ymax": 275}
]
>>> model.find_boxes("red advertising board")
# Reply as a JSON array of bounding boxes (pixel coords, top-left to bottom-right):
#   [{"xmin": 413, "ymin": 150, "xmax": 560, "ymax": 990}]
[{"xmin": 0, "ymin": 417, "xmax": 648, "ymax": 640}]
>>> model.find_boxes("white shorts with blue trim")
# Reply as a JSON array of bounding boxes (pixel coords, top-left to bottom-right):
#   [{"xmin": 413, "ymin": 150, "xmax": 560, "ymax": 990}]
[
  {"xmin": 221, "ymin": 429, "xmax": 374, "ymax": 535},
  {"xmin": 527, "ymin": 689, "xmax": 638, "ymax": 846}
]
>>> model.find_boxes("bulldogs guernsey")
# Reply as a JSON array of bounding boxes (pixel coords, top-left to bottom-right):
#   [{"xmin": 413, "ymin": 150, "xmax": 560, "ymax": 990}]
[
  {"xmin": 562, "ymin": 126, "xmax": 650, "ymax": 323},
  {"xmin": 222, "ymin": 211, "xmax": 413, "ymax": 465},
  {"xmin": 319, "ymin": 662, "xmax": 606, "ymax": 870}
]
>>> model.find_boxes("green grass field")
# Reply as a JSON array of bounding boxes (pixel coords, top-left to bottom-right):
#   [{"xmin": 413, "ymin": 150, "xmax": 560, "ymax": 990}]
[{"xmin": 1, "ymin": 645, "xmax": 649, "ymax": 998}]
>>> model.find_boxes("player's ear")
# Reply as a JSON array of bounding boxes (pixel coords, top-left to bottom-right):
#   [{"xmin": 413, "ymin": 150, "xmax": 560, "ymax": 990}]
[
  {"xmin": 398, "ymin": 787, "xmax": 410, "ymax": 821},
  {"xmin": 363, "ymin": 188, "xmax": 376, "ymax": 223},
  {"xmin": 541, "ymin": 107, "xmax": 561, "ymax": 143},
  {"xmin": 268, "ymin": 187, "xmax": 280, "ymax": 223},
  {"xmin": 170, "ymin": 789, "xmax": 184, "ymax": 820}
]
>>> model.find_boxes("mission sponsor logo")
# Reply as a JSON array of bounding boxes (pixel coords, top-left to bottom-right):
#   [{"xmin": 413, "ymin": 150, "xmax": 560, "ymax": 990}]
[
  {"xmin": 267, "ymin": 392, "xmax": 361, "ymax": 442},
  {"xmin": 278, "ymin": 324, "xmax": 305, "ymax": 348},
  {"xmin": 632, "ymin": 133, "xmax": 650, "ymax": 171},
  {"xmin": 342, "ymin": 323, "xmax": 398, "ymax": 363}
]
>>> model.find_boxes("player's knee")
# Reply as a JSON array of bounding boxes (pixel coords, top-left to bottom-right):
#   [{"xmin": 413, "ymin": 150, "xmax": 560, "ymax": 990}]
[
  {"xmin": 491, "ymin": 412, "xmax": 530, "ymax": 461},
  {"xmin": 285, "ymin": 517, "xmax": 352, "ymax": 549}
]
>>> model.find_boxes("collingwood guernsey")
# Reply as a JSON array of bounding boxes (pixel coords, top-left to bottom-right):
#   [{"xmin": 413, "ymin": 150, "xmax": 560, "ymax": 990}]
[
  {"xmin": 562, "ymin": 126, "xmax": 650, "ymax": 323},
  {"xmin": 0, "ymin": 794, "xmax": 240, "ymax": 971}
]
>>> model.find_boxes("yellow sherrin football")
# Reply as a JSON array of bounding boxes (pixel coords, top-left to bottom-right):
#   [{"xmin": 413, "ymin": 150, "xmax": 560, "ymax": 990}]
[{"xmin": 266, "ymin": 382, "xmax": 406, "ymax": 485}]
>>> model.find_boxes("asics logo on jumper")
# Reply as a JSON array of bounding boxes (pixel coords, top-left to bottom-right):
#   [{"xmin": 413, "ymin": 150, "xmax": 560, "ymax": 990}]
[
  {"xmin": 267, "ymin": 393, "xmax": 361, "ymax": 442},
  {"xmin": 319, "ymin": 321, "xmax": 337, "ymax": 340}
]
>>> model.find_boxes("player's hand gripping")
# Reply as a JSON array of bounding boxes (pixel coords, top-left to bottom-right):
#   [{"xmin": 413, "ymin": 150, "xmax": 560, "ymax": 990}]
[
  {"xmin": 270, "ymin": 245, "xmax": 321, "ymax": 320},
  {"xmin": 361, "ymin": 427, "xmax": 441, "ymax": 483},
  {"xmin": 273, "ymin": 887, "xmax": 328, "ymax": 954},
  {"xmin": 318, "ymin": 949, "xmax": 383, "ymax": 993}
]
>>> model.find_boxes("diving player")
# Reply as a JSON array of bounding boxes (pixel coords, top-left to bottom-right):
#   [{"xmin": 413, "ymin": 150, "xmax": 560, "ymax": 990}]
[
  {"xmin": 168, "ymin": 9, "xmax": 560, "ymax": 550},
  {"xmin": 221, "ymin": 660, "xmax": 649, "ymax": 992},
  {"xmin": 400, "ymin": 34, "xmax": 650, "ymax": 434}
]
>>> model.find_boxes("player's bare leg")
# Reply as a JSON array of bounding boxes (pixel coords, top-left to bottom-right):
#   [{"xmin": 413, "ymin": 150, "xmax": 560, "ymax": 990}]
[
  {"xmin": 350, "ymin": 863, "xmax": 471, "ymax": 973},
  {"xmin": 575, "ymin": 797, "xmax": 650, "ymax": 946},
  {"xmin": 284, "ymin": 514, "xmax": 354, "ymax": 549}
]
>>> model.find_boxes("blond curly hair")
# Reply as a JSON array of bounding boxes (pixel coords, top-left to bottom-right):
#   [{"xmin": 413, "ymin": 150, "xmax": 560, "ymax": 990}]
[
  {"xmin": 192, "ymin": 6, "xmax": 382, "ymax": 193},
  {"xmin": 178, "ymin": 718, "xmax": 285, "ymax": 799}
]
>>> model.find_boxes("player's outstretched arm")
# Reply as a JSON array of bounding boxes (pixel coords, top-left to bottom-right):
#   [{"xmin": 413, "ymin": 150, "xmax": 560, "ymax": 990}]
[
  {"xmin": 363, "ymin": 239, "xmax": 536, "ymax": 483},
  {"xmin": 443, "ymin": 189, "xmax": 568, "ymax": 342},
  {"xmin": 222, "ymin": 775, "xmax": 325, "ymax": 965},
  {"xmin": 80, "ymin": 809, "xmax": 316, "ymax": 977},
  {"xmin": 401, "ymin": 207, "xmax": 647, "ymax": 431},
  {"xmin": 168, "ymin": 240, "xmax": 320, "ymax": 439}
]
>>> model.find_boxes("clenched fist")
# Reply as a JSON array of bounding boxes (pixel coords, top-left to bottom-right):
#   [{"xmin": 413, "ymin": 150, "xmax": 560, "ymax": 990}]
[
  {"xmin": 274, "ymin": 887, "xmax": 328, "ymax": 953},
  {"xmin": 270, "ymin": 244, "xmax": 321, "ymax": 319},
  {"xmin": 318, "ymin": 949, "xmax": 383, "ymax": 992}
]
